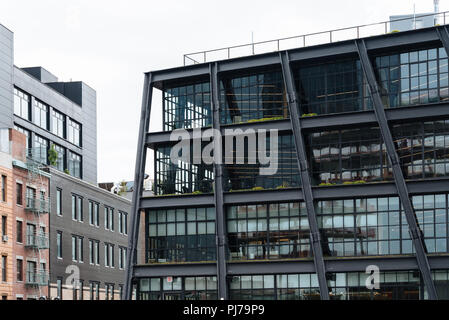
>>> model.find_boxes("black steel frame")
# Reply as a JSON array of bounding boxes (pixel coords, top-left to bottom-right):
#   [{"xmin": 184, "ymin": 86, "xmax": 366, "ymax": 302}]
[{"xmin": 125, "ymin": 26, "xmax": 449, "ymax": 300}]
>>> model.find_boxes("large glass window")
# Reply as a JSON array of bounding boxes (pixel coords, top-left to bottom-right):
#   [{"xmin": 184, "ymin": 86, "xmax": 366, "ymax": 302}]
[
  {"xmin": 307, "ymin": 127, "xmax": 391, "ymax": 185},
  {"xmin": 227, "ymin": 202, "xmax": 310, "ymax": 261},
  {"xmin": 51, "ymin": 109, "xmax": 65, "ymax": 138},
  {"xmin": 147, "ymin": 207, "xmax": 216, "ymax": 263},
  {"xmin": 318, "ymin": 194, "xmax": 448, "ymax": 257},
  {"xmin": 296, "ymin": 59, "xmax": 371, "ymax": 116},
  {"xmin": 220, "ymin": 69, "xmax": 288, "ymax": 124},
  {"xmin": 327, "ymin": 271, "xmax": 420, "ymax": 300},
  {"xmin": 138, "ymin": 276, "xmax": 217, "ymax": 300},
  {"xmin": 33, "ymin": 135, "xmax": 48, "ymax": 164},
  {"xmin": 33, "ymin": 99, "xmax": 49, "ymax": 130},
  {"xmin": 155, "ymin": 145, "xmax": 213, "ymax": 195},
  {"xmin": 68, "ymin": 151, "xmax": 81, "ymax": 178},
  {"xmin": 230, "ymin": 274, "xmax": 320, "ymax": 300},
  {"xmin": 374, "ymin": 47, "xmax": 448, "ymax": 107},
  {"xmin": 223, "ymin": 133, "xmax": 300, "ymax": 191},
  {"xmin": 163, "ymin": 81, "xmax": 211, "ymax": 131},
  {"xmin": 51, "ymin": 144, "xmax": 65, "ymax": 171},
  {"xmin": 14, "ymin": 87, "xmax": 31, "ymax": 120},
  {"xmin": 392, "ymin": 120, "xmax": 449, "ymax": 179},
  {"xmin": 68, "ymin": 119, "xmax": 81, "ymax": 146}
]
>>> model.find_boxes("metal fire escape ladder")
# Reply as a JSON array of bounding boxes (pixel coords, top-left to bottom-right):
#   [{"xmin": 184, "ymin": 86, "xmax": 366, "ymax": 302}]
[
  {"xmin": 279, "ymin": 51, "xmax": 330, "ymax": 300},
  {"xmin": 355, "ymin": 39, "xmax": 438, "ymax": 300}
]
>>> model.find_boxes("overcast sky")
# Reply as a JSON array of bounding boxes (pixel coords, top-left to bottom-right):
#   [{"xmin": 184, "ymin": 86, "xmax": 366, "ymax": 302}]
[{"xmin": 0, "ymin": 0, "xmax": 447, "ymax": 183}]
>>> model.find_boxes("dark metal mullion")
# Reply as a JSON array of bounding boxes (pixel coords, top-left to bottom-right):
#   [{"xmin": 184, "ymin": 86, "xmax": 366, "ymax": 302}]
[
  {"xmin": 210, "ymin": 62, "xmax": 228, "ymax": 300},
  {"xmin": 279, "ymin": 51, "xmax": 330, "ymax": 300},
  {"xmin": 124, "ymin": 73, "xmax": 153, "ymax": 300},
  {"xmin": 355, "ymin": 39, "xmax": 438, "ymax": 300}
]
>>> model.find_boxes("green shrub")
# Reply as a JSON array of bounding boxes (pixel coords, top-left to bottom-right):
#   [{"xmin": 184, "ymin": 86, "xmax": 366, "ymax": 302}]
[{"xmin": 301, "ymin": 113, "xmax": 318, "ymax": 117}]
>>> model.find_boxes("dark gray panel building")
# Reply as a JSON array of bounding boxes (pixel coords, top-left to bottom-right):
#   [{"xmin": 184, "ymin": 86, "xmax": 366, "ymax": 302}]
[
  {"xmin": 126, "ymin": 22, "xmax": 449, "ymax": 300},
  {"xmin": 47, "ymin": 168, "xmax": 130, "ymax": 300}
]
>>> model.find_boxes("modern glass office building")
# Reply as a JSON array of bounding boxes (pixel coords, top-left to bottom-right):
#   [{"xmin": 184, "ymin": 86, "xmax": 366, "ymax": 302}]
[{"xmin": 125, "ymin": 23, "xmax": 449, "ymax": 300}]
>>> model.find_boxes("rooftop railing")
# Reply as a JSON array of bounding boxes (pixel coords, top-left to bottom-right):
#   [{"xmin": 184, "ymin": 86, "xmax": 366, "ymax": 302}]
[{"xmin": 183, "ymin": 11, "xmax": 449, "ymax": 66}]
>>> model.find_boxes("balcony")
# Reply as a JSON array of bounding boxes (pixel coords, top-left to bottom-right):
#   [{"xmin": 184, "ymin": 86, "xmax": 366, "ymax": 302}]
[
  {"xmin": 25, "ymin": 270, "xmax": 49, "ymax": 286},
  {"xmin": 25, "ymin": 233, "xmax": 49, "ymax": 250},
  {"xmin": 25, "ymin": 196, "xmax": 50, "ymax": 214}
]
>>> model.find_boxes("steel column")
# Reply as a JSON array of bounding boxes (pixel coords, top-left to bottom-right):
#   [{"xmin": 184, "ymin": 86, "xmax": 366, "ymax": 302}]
[
  {"xmin": 124, "ymin": 73, "xmax": 153, "ymax": 300},
  {"xmin": 436, "ymin": 26, "xmax": 449, "ymax": 57},
  {"xmin": 355, "ymin": 39, "xmax": 438, "ymax": 300},
  {"xmin": 279, "ymin": 51, "xmax": 330, "ymax": 300},
  {"xmin": 210, "ymin": 62, "xmax": 228, "ymax": 300}
]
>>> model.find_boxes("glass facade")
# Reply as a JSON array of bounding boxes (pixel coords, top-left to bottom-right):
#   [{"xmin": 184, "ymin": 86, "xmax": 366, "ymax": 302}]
[
  {"xmin": 155, "ymin": 145, "xmax": 214, "ymax": 195},
  {"xmin": 163, "ymin": 81, "xmax": 211, "ymax": 131},
  {"xmin": 223, "ymin": 134, "xmax": 300, "ymax": 191},
  {"xmin": 307, "ymin": 127, "xmax": 391, "ymax": 185},
  {"xmin": 139, "ymin": 276, "xmax": 217, "ymax": 300},
  {"xmin": 392, "ymin": 120, "xmax": 449, "ymax": 179},
  {"xmin": 147, "ymin": 207, "xmax": 216, "ymax": 263},
  {"xmin": 51, "ymin": 109, "xmax": 65, "ymax": 138},
  {"xmin": 33, "ymin": 99, "xmax": 49, "ymax": 130},
  {"xmin": 33, "ymin": 135, "xmax": 48, "ymax": 164},
  {"xmin": 227, "ymin": 202, "xmax": 310, "ymax": 261},
  {"xmin": 374, "ymin": 47, "xmax": 449, "ymax": 108},
  {"xmin": 230, "ymin": 274, "xmax": 320, "ymax": 300},
  {"xmin": 296, "ymin": 59, "xmax": 371, "ymax": 116},
  {"xmin": 52, "ymin": 143, "xmax": 65, "ymax": 171},
  {"xmin": 220, "ymin": 69, "xmax": 288, "ymax": 124}
]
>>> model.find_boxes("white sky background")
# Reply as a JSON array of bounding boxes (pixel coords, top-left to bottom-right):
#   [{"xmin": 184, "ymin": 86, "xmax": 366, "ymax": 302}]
[{"xmin": 0, "ymin": 0, "xmax": 447, "ymax": 183}]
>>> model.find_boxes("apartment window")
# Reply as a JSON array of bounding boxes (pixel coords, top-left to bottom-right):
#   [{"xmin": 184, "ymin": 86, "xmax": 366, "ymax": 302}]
[
  {"xmin": 105, "ymin": 243, "xmax": 114, "ymax": 267},
  {"xmin": 33, "ymin": 135, "xmax": 48, "ymax": 164},
  {"xmin": 13, "ymin": 87, "xmax": 31, "ymax": 120},
  {"xmin": 72, "ymin": 235, "xmax": 83, "ymax": 262},
  {"xmin": 119, "ymin": 211, "xmax": 128, "ymax": 235},
  {"xmin": 89, "ymin": 201, "xmax": 99, "ymax": 226},
  {"xmin": 1, "ymin": 216, "xmax": 6, "ymax": 237},
  {"xmin": 119, "ymin": 285, "xmax": 123, "ymax": 300},
  {"xmin": 16, "ymin": 183, "xmax": 22, "ymax": 205},
  {"xmin": 148, "ymin": 207, "xmax": 216, "ymax": 263},
  {"xmin": 1, "ymin": 256, "xmax": 6, "ymax": 282},
  {"xmin": 90, "ymin": 281, "xmax": 100, "ymax": 300},
  {"xmin": 2, "ymin": 175, "xmax": 6, "ymax": 202},
  {"xmin": 16, "ymin": 220, "xmax": 23, "ymax": 243},
  {"xmin": 105, "ymin": 207, "xmax": 114, "ymax": 231},
  {"xmin": 14, "ymin": 125, "xmax": 31, "ymax": 150},
  {"xmin": 72, "ymin": 194, "xmax": 83, "ymax": 222},
  {"xmin": 68, "ymin": 119, "xmax": 81, "ymax": 147},
  {"xmin": 119, "ymin": 247, "xmax": 127, "ymax": 269},
  {"xmin": 33, "ymin": 99, "xmax": 49, "ymax": 130},
  {"xmin": 57, "ymin": 278, "xmax": 62, "ymax": 299},
  {"xmin": 68, "ymin": 151, "xmax": 81, "ymax": 178},
  {"xmin": 56, "ymin": 189, "xmax": 62, "ymax": 216},
  {"xmin": 16, "ymin": 259, "xmax": 23, "ymax": 282},
  {"xmin": 89, "ymin": 239, "xmax": 100, "ymax": 265},
  {"xmin": 51, "ymin": 109, "xmax": 66, "ymax": 138},
  {"xmin": 57, "ymin": 231, "xmax": 62, "ymax": 259},
  {"xmin": 52, "ymin": 144, "xmax": 66, "ymax": 171},
  {"xmin": 374, "ymin": 47, "xmax": 448, "ymax": 107},
  {"xmin": 79, "ymin": 280, "xmax": 84, "ymax": 300},
  {"xmin": 26, "ymin": 187, "xmax": 36, "ymax": 208}
]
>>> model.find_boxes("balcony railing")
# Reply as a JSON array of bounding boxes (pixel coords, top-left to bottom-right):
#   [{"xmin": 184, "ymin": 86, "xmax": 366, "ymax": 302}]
[
  {"xmin": 25, "ymin": 233, "xmax": 49, "ymax": 249},
  {"xmin": 25, "ymin": 196, "xmax": 50, "ymax": 214},
  {"xmin": 25, "ymin": 270, "xmax": 49, "ymax": 286},
  {"xmin": 183, "ymin": 11, "xmax": 449, "ymax": 65}
]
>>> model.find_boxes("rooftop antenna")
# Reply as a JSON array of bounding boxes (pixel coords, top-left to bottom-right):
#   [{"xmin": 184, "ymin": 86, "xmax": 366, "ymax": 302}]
[
  {"xmin": 413, "ymin": 3, "xmax": 416, "ymax": 29},
  {"xmin": 434, "ymin": 0, "xmax": 440, "ymax": 25}
]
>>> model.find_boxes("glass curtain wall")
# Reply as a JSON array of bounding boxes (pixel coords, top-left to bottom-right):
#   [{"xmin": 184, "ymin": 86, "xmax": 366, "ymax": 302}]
[
  {"xmin": 220, "ymin": 69, "xmax": 288, "ymax": 124},
  {"xmin": 147, "ymin": 207, "xmax": 216, "ymax": 263},
  {"xmin": 138, "ymin": 277, "xmax": 217, "ymax": 300}
]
